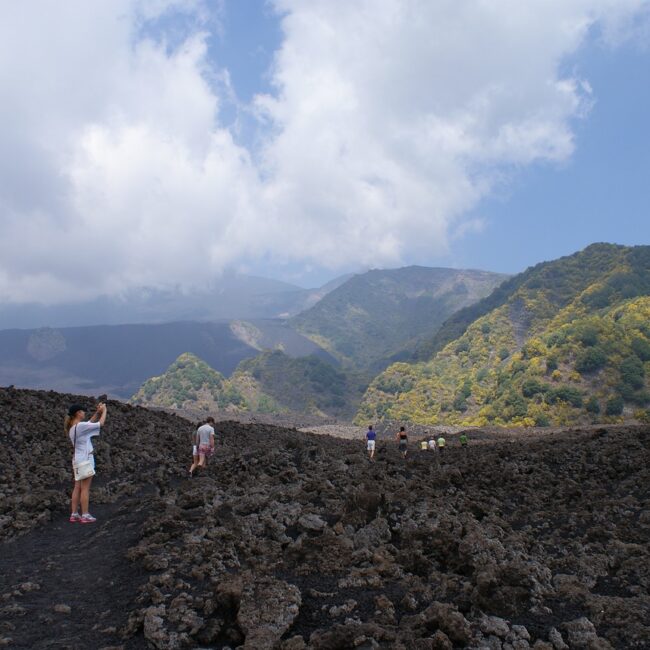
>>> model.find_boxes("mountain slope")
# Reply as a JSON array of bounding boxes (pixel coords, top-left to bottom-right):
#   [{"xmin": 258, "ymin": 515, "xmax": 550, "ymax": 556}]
[
  {"xmin": 358, "ymin": 243, "xmax": 650, "ymax": 426},
  {"xmin": 412, "ymin": 242, "xmax": 634, "ymax": 361},
  {"xmin": 132, "ymin": 350, "xmax": 363, "ymax": 419},
  {"xmin": 130, "ymin": 352, "xmax": 266, "ymax": 413},
  {"xmin": 0, "ymin": 317, "xmax": 336, "ymax": 399},
  {"xmin": 290, "ymin": 266, "xmax": 508, "ymax": 370},
  {"xmin": 231, "ymin": 350, "xmax": 366, "ymax": 419},
  {"xmin": 0, "ymin": 321, "xmax": 259, "ymax": 398}
]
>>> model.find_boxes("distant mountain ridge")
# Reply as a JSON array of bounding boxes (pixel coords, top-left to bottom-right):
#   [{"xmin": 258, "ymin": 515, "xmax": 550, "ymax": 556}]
[
  {"xmin": 358, "ymin": 243, "xmax": 650, "ymax": 426},
  {"xmin": 0, "ymin": 273, "xmax": 352, "ymax": 330},
  {"xmin": 290, "ymin": 266, "xmax": 509, "ymax": 371},
  {"xmin": 0, "ymin": 320, "xmax": 329, "ymax": 399}
]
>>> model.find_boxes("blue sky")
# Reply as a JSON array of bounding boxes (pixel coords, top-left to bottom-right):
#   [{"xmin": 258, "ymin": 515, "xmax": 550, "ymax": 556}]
[
  {"xmin": 456, "ymin": 36, "xmax": 650, "ymax": 275},
  {"xmin": 212, "ymin": 2, "xmax": 650, "ymax": 283},
  {"xmin": 1, "ymin": 1, "xmax": 649, "ymax": 301}
]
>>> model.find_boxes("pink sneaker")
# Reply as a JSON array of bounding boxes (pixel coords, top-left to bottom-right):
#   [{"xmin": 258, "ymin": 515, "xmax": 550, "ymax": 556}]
[
  {"xmin": 69, "ymin": 513, "xmax": 81, "ymax": 523},
  {"xmin": 80, "ymin": 513, "xmax": 96, "ymax": 524}
]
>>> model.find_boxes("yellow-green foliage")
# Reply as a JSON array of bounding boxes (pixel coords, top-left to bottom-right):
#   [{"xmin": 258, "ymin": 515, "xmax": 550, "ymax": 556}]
[
  {"xmin": 131, "ymin": 352, "xmax": 256, "ymax": 412},
  {"xmin": 357, "ymin": 245, "xmax": 650, "ymax": 427}
]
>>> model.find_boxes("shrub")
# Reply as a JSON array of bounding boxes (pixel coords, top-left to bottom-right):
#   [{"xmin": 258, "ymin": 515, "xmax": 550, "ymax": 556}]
[
  {"xmin": 627, "ymin": 390, "xmax": 650, "ymax": 406},
  {"xmin": 453, "ymin": 395, "xmax": 468, "ymax": 412},
  {"xmin": 585, "ymin": 396, "xmax": 600, "ymax": 414},
  {"xmin": 459, "ymin": 379, "xmax": 472, "ymax": 399},
  {"xmin": 481, "ymin": 323, "xmax": 491, "ymax": 334},
  {"xmin": 455, "ymin": 340, "xmax": 470, "ymax": 354},
  {"xmin": 605, "ymin": 395, "xmax": 624, "ymax": 416},
  {"xmin": 545, "ymin": 332, "xmax": 564, "ymax": 347},
  {"xmin": 534, "ymin": 413, "xmax": 550, "ymax": 426},
  {"xmin": 631, "ymin": 336, "xmax": 650, "ymax": 361},
  {"xmin": 521, "ymin": 378, "xmax": 548, "ymax": 398},
  {"xmin": 546, "ymin": 386, "xmax": 583, "ymax": 408},
  {"xmin": 620, "ymin": 356, "xmax": 645, "ymax": 390},
  {"xmin": 546, "ymin": 357, "xmax": 558, "ymax": 373},
  {"xmin": 376, "ymin": 375, "xmax": 413, "ymax": 395},
  {"xmin": 498, "ymin": 347, "xmax": 510, "ymax": 360},
  {"xmin": 511, "ymin": 361, "xmax": 526, "ymax": 375},
  {"xmin": 576, "ymin": 324, "xmax": 599, "ymax": 347},
  {"xmin": 575, "ymin": 347, "xmax": 607, "ymax": 373},
  {"xmin": 504, "ymin": 391, "xmax": 528, "ymax": 417},
  {"xmin": 635, "ymin": 409, "xmax": 650, "ymax": 424}
]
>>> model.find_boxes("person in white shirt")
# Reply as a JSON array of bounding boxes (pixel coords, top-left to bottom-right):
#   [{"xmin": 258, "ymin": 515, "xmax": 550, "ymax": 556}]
[
  {"xmin": 190, "ymin": 417, "xmax": 215, "ymax": 475},
  {"xmin": 65, "ymin": 402, "xmax": 107, "ymax": 524}
]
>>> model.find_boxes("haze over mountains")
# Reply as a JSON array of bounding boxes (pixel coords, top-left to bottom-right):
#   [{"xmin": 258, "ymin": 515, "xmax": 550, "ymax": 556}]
[
  {"xmin": 3, "ymin": 245, "xmax": 650, "ymax": 427},
  {"xmin": 0, "ymin": 265, "xmax": 506, "ymax": 409},
  {"xmin": 0, "ymin": 273, "xmax": 352, "ymax": 330}
]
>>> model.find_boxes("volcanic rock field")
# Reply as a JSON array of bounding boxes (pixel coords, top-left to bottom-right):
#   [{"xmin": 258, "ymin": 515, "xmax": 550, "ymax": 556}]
[{"xmin": 0, "ymin": 386, "xmax": 648, "ymax": 649}]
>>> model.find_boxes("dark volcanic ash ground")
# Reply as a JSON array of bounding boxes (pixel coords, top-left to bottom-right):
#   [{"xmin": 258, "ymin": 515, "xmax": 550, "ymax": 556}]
[{"xmin": 0, "ymin": 387, "xmax": 649, "ymax": 649}]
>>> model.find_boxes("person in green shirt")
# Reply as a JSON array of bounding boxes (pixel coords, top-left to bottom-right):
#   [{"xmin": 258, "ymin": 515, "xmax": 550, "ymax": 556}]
[
  {"xmin": 437, "ymin": 435, "xmax": 446, "ymax": 452},
  {"xmin": 459, "ymin": 432, "xmax": 469, "ymax": 449}
]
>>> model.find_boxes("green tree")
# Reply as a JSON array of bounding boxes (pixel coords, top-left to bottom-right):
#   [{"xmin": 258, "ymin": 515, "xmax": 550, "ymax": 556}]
[
  {"xmin": 631, "ymin": 336, "xmax": 650, "ymax": 361},
  {"xmin": 620, "ymin": 356, "xmax": 645, "ymax": 390},
  {"xmin": 605, "ymin": 395, "xmax": 624, "ymax": 416},
  {"xmin": 546, "ymin": 386, "xmax": 583, "ymax": 408},
  {"xmin": 522, "ymin": 378, "xmax": 548, "ymax": 398},
  {"xmin": 585, "ymin": 396, "xmax": 600, "ymax": 414},
  {"xmin": 575, "ymin": 347, "xmax": 607, "ymax": 373}
]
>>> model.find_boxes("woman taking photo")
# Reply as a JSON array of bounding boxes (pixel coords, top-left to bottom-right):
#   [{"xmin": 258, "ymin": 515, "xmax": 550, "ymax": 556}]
[{"xmin": 65, "ymin": 402, "xmax": 107, "ymax": 523}]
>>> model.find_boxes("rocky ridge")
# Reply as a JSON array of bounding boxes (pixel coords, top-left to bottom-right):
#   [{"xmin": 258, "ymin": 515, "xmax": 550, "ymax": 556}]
[{"xmin": 0, "ymin": 386, "xmax": 649, "ymax": 648}]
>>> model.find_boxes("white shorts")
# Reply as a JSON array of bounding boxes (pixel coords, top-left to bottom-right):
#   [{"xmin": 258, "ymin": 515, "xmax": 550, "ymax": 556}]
[{"xmin": 367, "ymin": 440, "xmax": 376, "ymax": 451}]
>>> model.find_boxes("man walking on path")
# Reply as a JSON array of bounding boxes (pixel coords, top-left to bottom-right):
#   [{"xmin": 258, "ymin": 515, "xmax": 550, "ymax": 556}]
[
  {"xmin": 190, "ymin": 417, "xmax": 216, "ymax": 475},
  {"xmin": 459, "ymin": 432, "xmax": 469, "ymax": 452},
  {"xmin": 365, "ymin": 425, "xmax": 377, "ymax": 460}
]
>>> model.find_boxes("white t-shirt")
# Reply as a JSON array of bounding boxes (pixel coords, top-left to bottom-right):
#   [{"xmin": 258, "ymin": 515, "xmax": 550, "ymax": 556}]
[
  {"xmin": 196, "ymin": 424, "xmax": 215, "ymax": 446},
  {"xmin": 428, "ymin": 439, "xmax": 437, "ymax": 450},
  {"xmin": 69, "ymin": 421, "xmax": 101, "ymax": 464}
]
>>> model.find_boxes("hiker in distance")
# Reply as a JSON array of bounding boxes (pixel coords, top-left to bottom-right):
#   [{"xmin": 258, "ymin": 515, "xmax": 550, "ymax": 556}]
[
  {"xmin": 396, "ymin": 426, "xmax": 408, "ymax": 458},
  {"xmin": 189, "ymin": 416, "xmax": 216, "ymax": 476},
  {"xmin": 365, "ymin": 424, "xmax": 377, "ymax": 460},
  {"xmin": 65, "ymin": 401, "xmax": 107, "ymax": 524},
  {"xmin": 437, "ymin": 433, "xmax": 446, "ymax": 453}
]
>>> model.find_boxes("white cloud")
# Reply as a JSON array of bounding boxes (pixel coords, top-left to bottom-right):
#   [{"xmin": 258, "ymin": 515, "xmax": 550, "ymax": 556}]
[{"xmin": 0, "ymin": 0, "xmax": 647, "ymax": 303}]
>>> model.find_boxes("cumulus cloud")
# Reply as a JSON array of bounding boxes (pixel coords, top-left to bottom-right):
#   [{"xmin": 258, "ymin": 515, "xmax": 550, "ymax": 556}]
[{"xmin": 0, "ymin": 0, "xmax": 647, "ymax": 302}]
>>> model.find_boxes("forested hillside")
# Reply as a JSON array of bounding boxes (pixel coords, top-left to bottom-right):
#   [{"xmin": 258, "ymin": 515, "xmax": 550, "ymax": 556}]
[
  {"xmin": 358, "ymin": 244, "xmax": 650, "ymax": 426},
  {"xmin": 132, "ymin": 350, "xmax": 364, "ymax": 419},
  {"xmin": 290, "ymin": 266, "xmax": 508, "ymax": 370},
  {"xmin": 232, "ymin": 350, "xmax": 366, "ymax": 419},
  {"xmin": 130, "ymin": 352, "xmax": 259, "ymax": 413}
]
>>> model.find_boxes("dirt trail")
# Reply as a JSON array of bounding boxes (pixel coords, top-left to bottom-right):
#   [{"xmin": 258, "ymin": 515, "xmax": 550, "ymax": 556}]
[
  {"xmin": 0, "ymin": 494, "xmax": 150, "ymax": 649},
  {"xmin": 2, "ymin": 387, "xmax": 650, "ymax": 649}
]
